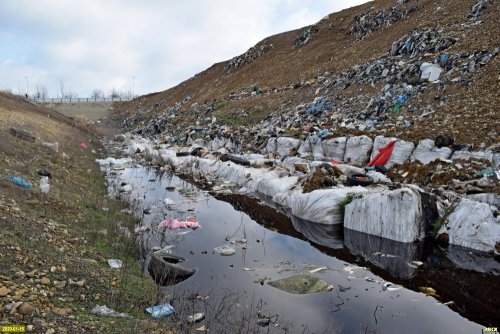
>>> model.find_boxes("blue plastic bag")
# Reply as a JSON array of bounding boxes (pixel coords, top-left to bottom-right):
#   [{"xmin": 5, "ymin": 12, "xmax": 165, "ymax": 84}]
[
  {"xmin": 146, "ymin": 303, "xmax": 175, "ymax": 318},
  {"xmin": 9, "ymin": 176, "xmax": 32, "ymax": 189}
]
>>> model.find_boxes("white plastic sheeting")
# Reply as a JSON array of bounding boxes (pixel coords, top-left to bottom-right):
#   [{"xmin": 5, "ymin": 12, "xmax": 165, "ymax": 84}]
[
  {"xmin": 321, "ymin": 137, "xmax": 347, "ymax": 161},
  {"xmin": 280, "ymin": 157, "xmax": 309, "ymax": 172},
  {"xmin": 451, "ymin": 150, "xmax": 494, "ymax": 162},
  {"xmin": 438, "ymin": 199, "xmax": 500, "ymax": 253},
  {"xmin": 311, "ymin": 139, "xmax": 325, "ymax": 160},
  {"xmin": 420, "ymin": 62, "xmax": 442, "ymax": 82},
  {"xmin": 344, "ymin": 136, "xmax": 373, "ymax": 164},
  {"xmin": 96, "ymin": 157, "xmax": 133, "ymax": 165},
  {"xmin": 410, "ymin": 139, "xmax": 452, "ymax": 164},
  {"xmin": 276, "ymin": 137, "xmax": 300, "ymax": 157},
  {"xmin": 290, "ymin": 187, "xmax": 368, "ymax": 225},
  {"xmin": 265, "ymin": 137, "xmax": 277, "ymax": 154},
  {"xmin": 209, "ymin": 137, "xmax": 226, "ymax": 151},
  {"xmin": 298, "ymin": 138, "xmax": 313, "ymax": 157},
  {"xmin": 344, "ymin": 187, "xmax": 427, "ymax": 243},
  {"xmin": 371, "ymin": 136, "xmax": 415, "ymax": 168},
  {"xmin": 257, "ymin": 176, "xmax": 298, "ymax": 198}
]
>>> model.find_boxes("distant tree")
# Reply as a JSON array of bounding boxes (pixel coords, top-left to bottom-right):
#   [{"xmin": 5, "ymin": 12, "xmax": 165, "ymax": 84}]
[
  {"xmin": 64, "ymin": 91, "xmax": 78, "ymax": 100},
  {"xmin": 109, "ymin": 88, "xmax": 120, "ymax": 99},
  {"xmin": 91, "ymin": 89, "xmax": 105, "ymax": 99},
  {"xmin": 35, "ymin": 84, "xmax": 48, "ymax": 99}
]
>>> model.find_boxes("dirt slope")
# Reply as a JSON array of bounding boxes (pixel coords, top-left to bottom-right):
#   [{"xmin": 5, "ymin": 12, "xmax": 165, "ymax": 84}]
[
  {"xmin": 0, "ymin": 93, "xmax": 173, "ymax": 333},
  {"xmin": 112, "ymin": 0, "xmax": 499, "ymax": 148}
]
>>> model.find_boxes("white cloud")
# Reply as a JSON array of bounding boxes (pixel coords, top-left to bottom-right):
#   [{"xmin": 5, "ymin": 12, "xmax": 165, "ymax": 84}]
[{"xmin": 0, "ymin": 0, "xmax": 368, "ymax": 97}]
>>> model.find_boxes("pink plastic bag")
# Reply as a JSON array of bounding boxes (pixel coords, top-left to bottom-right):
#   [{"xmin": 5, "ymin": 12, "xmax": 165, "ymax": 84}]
[{"xmin": 158, "ymin": 217, "xmax": 200, "ymax": 230}]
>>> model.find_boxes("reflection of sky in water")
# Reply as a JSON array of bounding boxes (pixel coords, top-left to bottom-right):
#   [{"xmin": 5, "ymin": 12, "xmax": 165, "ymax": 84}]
[{"xmin": 106, "ymin": 165, "xmax": 482, "ymax": 334}]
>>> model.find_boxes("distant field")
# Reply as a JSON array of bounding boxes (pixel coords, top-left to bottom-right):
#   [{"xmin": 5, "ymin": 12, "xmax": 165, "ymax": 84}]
[{"xmin": 48, "ymin": 102, "xmax": 113, "ymax": 122}]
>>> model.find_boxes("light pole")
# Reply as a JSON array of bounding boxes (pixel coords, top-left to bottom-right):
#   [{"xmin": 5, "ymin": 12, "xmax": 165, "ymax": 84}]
[{"xmin": 25, "ymin": 76, "xmax": 28, "ymax": 97}]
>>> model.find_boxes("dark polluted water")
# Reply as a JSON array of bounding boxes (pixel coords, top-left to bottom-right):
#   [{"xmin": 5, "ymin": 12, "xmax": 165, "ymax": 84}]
[{"xmin": 106, "ymin": 164, "xmax": 498, "ymax": 334}]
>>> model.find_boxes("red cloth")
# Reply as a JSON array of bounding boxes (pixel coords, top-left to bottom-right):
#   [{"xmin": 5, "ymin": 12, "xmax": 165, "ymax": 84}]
[{"xmin": 367, "ymin": 141, "xmax": 396, "ymax": 167}]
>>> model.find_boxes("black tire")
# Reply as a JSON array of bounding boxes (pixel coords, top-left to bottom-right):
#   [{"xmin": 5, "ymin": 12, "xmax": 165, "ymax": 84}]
[
  {"xmin": 147, "ymin": 252, "xmax": 196, "ymax": 286},
  {"xmin": 176, "ymin": 151, "xmax": 190, "ymax": 157},
  {"xmin": 346, "ymin": 173, "xmax": 374, "ymax": 187}
]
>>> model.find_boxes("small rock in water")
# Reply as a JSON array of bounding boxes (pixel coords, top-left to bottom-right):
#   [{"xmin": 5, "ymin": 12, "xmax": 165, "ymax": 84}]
[{"xmin": 187, "ymin": 312, "xmax": 205, "ymax": 323}]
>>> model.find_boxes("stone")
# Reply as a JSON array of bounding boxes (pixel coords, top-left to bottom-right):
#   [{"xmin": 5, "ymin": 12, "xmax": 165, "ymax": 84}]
[
  {"xmin": 0, "ymin": 286, "xmax": 10, "ymax": 297},
  {"xmin": 268, "ymin": 274, "xmax": 333, "ymax": 294},
  {"xmin": 17, "ymin": 302, "xmax": 35, "ymax": 315},
  {"xmin": 40, "ymin": 277, "xmax": 50, "ymax": 285}
]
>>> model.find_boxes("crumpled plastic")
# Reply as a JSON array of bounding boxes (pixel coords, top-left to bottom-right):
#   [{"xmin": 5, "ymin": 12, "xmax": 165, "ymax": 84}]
[
  {"xmin": 9, "ymin": 176, "xmax": 32, "ymax": 189},
  {"xmin": 146, "ymin": 303, "xmax": 175, "ymax": 318},
  {"xmin": 91, "ymin": 305, "xmax": 130, "ymax": 318},
  {"xmin": 158, "ymin": 217, "xmax": 200, "ymax": 229}
]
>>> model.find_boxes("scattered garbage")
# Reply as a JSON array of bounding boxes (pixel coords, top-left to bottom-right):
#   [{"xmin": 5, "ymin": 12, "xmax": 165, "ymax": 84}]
[
  {"xmin": 145, "ymin": 303, "xmax": 175, "ymax": 318},
  {"xmin": 294, "ymin": 25, "xmax": 319, "ymax": 47},
  {"xmin": 107, "ymin": 259, "xmax": 123, "ymax": 269},
  {"xmin": 419, "ymin": 287, "xmax": 438, "ymax": 297},
  {"xmin": 10, "ymin": 127, "xmax": 36, "ymax": 142},
  {"xmin": 420, "ymin": 62, "xmax": 443, "ymax": 82},
  {"xmin": 91, "ymin": 305, "xmax": 130, "ymax": 318},
  {"xmin": 8, "ymin": 176, "xmax": 32, "ymax": 189},
  {"xmin": 474, "ymin": 168, "xmax": 495, "ymax": 178},
  {"xmin": 79, "ymin": 143, "xmax": 89, "ymax": 149},
  {"xmin": 187, "ymin": 312, "xmax": 205, "ymax": 323},
  {"xmin": 268, "ymin": 274, "xmax": 333, "ymax": 294},
  {"xmin": 227, "ymin": 42, "xmax": 273, "ymax": 71},
  {"xmin": 163, "ymin": 197, "xmax": 177, "ymax": 206},
  {"xmin": 148, "ymin": 253, "xmax": 196, "ymax": 286},
  {"xmin": 39, "ymin": 176, "xmax": 50, "ymax": 194},
  {"xmin": 96, "ymin": 157, "xmax": 132, "ymax": 165},
  {"xmin": 383, "ymin": 282, "xmax": 402, "ymax": 291},
  {"xmin": 158, "ymin": 217, "xmax": 200, "ymax": 229},
  {"xmin": 41, "ymin": 141, "xmax": 59, "ymax": 153},
  {"xmin": 214, "ymin": 245, "xmax": 236, "ymax": 256},
  {"xmin": 308, "ymin": 266, "xmax": 327, "ymax": 274},
  {"xmin": 37, "ymin": 168, "xmax": 52, "ymax": 178}
]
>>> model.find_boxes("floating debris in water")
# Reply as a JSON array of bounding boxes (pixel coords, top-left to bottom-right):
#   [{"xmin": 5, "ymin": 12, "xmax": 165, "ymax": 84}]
[
  {"xmin": 268, "ymin": 274, "xmax": 333, "ymax": 294},
  {"xmin": 419, "ymin": 287, "xmax": 438, "ymax": 297},
  {"xmin": 214, "ymin": 245, "xmax": 236, "ymax": 256},
  {"xmin": 383, "ymin": 282, "xmax": 402, "ymax": 291}
]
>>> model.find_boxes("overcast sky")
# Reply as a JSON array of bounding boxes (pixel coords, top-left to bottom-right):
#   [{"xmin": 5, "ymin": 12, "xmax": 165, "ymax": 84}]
[{"xmin": 0, "ymin": 0, "xmax": 368, "ymax": 98}]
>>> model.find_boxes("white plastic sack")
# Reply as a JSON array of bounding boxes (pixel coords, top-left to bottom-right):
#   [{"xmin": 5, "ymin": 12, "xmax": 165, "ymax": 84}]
[
  {"xmin": 96, "ymin": 157, "xmax": 133, "ymax": 165},
  {"xmin": 42, "ymin": 141, "xmax": 59, "ymax": 153},
  {"xmin": 438, "ymin": 199, "xmax": 500, "ymax": 253},
  {"xmin": 344, "ymin": 136, "xmax": 373, "ymax": 164},
  {"xmin": 276, "ymin": 137, "xmax": 300, "ymax": 157},
  {"xmin": 371, "ymin": 136, "xmax": 415, "ymax": 168},
  {"xmin": 297, "ymin": 138, "xmax": 313, "ymax": 157},
  {"xmin": 290, "ymin": 187, "xmax": 368, "ymax": 225},
  {"xmin": 451, "ymin": 150, "xmax": 494, "ymax": 162},
  {"xmin": 39, "ymin": 176, "xmax": 50, "ymax": 194},
  {"xmin": 420, "ymin": 62, "xmax": 442, "ymax": 82},
  {"xmin": 257, "ymin": 177, "xmax": 298, "ymax": 198},
  {"xmin": 265, "ymin": 137, "xmax": 277, "ymax": 154},
  {"xmin": 321, "ymin": 137, "xmax": 347, "ymax": 161},
  {"xmin": 209, "ymin": 137, "xmax": 226, "ymax": 151},
  {"xmin": 410, "ymin": 139, "xmax": 452, "ymax": 164},
  {"xmin": 344, "ymin": 187, "xmax": 428, "ymax": 242}
]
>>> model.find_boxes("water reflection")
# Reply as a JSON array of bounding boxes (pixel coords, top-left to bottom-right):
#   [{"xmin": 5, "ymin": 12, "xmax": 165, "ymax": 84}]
[
  {"xmin": 100, "ymin": 163, "xmax": 495, "ymax": 332},
  {"xmin": 344, "ymin": 229, "xmax": 424, "ymax": 279}
]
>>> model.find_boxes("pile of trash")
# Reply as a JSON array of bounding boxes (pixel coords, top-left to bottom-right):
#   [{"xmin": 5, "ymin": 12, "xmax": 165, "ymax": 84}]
[
  {"xmin": 226, "ymin": 42, "xmax": 273, "ymax": 71},
  {"xmin": 294, "ymin": 25, "xmax": 319, "ymax": 47},
  {"xmin": 352, "ymin": 2, "xmax": 422, "ymax": 39}
]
